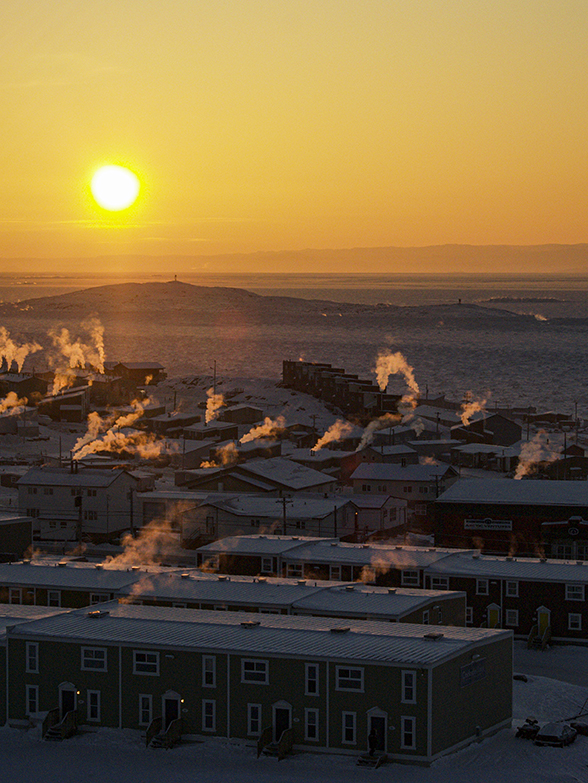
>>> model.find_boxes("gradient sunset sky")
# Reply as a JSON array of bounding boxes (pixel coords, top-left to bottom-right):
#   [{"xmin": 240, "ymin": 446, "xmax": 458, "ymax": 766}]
[{"xmin": 1, "ymin": 1, "xmax": 587, "ymax": 267}]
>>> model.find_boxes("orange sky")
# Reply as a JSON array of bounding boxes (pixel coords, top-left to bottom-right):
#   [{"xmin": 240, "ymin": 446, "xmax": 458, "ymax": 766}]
[{"xmin": 1, "ymin": 1, "xmax": 587, "ymax": 267}]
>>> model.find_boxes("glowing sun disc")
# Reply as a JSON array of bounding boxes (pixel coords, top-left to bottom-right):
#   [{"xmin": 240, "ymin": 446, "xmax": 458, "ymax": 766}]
[{"xmin": 91, "ymin": 165, "xmax": 140, "ymax": 211}]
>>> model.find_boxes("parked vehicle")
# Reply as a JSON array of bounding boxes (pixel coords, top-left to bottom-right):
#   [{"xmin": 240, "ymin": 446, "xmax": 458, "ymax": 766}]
[
  {"xmin": 534, "ymin": 723, "xmax": 577, "ymax": 747},
  {"xmin": 516, "ymin": 717, "xmax": 540, "ymax": 740},
  {"xmin": 570, "ymin": 721, "xmax": 588, "ymax": 737}
]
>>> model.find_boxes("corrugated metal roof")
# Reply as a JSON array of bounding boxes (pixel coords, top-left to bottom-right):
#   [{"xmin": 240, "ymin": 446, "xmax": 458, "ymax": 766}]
[
  {"xmin": 206, "ymin": 495, "xmax": 350, "ymax": 519},
  {"xmin": 351, "ymin": 463, "xmax": 454, "ymax": 482},
  {"xmin": 0, "ymin": 605, "xmax": 68, "ymax": 640},
  {"xmin": 17, "ymin": 468, "xmax": 129, "ymax": 488},
  {"xmin": 236, "ymin": 458, "xmax": 334, "ymax": 490},
  {"xmin": 0, "ymin": 562, "xmax": 152, "ymax": 590},
  {"xmin": 197, "ymin": 535, "xmax": 332, "ymax": 555},
  {"xmin": 428, "ymin": 552, "xmax": 588, "ymax": 582},
  {"xmin": 9, "ymin": 603, "xmax": 509, "ymax": 665},
  {"xmin": 436, "ymin": 478, "xmax": 588, "ymax": 506},
  {"xmin": 282, "ymin": 540, "xmax": 470, "ymax": 568}
]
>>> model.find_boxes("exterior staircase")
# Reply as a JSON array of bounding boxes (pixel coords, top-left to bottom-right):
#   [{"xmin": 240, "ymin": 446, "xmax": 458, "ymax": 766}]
[
  {"xmin": 42, "ymin": 709, "xmax": 78, "ymax": 741},
  {"xmin": 257, "ymin": 727, "xmax": 294, "ymax": 760},
  {"xmin": 146, "ymin": 717, "xmax": 183, "ymax": 749}
]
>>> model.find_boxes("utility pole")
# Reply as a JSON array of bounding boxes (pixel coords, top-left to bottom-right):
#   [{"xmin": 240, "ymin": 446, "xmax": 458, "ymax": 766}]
[
  {"xmin": 213, "ymin": 360, "xmax": 217, "ymax": 396},
  {"xmin": 281, "ymin": 495, "xmax": 292, "ymax": 535}
]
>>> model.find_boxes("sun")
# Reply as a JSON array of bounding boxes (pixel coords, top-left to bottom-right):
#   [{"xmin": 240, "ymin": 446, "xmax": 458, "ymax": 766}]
[{"xmin": 90, "ymin": 165, "xmax": 140, "ymax": 211}]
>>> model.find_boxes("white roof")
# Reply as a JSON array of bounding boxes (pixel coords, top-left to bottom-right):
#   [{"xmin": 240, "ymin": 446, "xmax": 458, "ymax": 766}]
[
  {"xmin": 236, "ymin": 458, "xmax": 335, "ymax": 490},
  {"xmin": 349, "ymin": 494, "xmax": 407, "ymax": 509},
  {"xmin": 0, "ymin": 513, "xmax": 31, "ymax": 525},
  {"xmin": 204, "ymin": 495, "xmax": 351, "ymax": 520},
  {"xmin": 428, "ymin": 552, "xmax": 588, "ymax": 583},
  {"xmin": 0, "ymin": 562, "xmax": 156, "ymax": 590},
  {"xmin": 453, "ymin": 443, "xmax": 520, "ymax": 456},
  {"xmin": 436, "ymin": 478, "xmax": 588, "ymax": 507},
  {"xmin": 351, "ymin": 462, "xmax": 454, "ymax": 482},
  {"xmin": 9, "ymin": 602, "xmax": 509, "ymax": 666},
  {"xmin": 280, "ymin": 540, "xmax": 470, "ymax": 568},
  {"xmin": 0, "ymin": 605, "xmax": 68, "ymax": 641},
  {"xmin": 198, "ymin": 535, "xmax": 334, "ymax": 556},
  {"xmin": 118, "ymin": 572, "xmax": 464, "ymax": 618},
  {"xmin": 17, "ymin": 468, "xmax": 132, "ymax": 488}
]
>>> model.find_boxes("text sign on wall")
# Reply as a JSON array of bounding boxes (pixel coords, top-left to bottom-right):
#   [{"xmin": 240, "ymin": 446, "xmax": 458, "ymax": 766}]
[
  {"xmin": 460, "ymin": 658, "xmax": 486, "ymax": 687},
  {"xmin": 464, "ymin": 518, "xmax": 513, "ymax": 531}
]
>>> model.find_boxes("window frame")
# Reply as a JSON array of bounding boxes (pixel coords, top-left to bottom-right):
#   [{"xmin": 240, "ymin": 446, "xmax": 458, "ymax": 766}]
[
  {"xmin": 430, "ymin": 576, "xmax": 448, "ymax": 591},
  {"xmin": 26, "ymin": 684, "xmax": 39, "ymax": 716},
  {"xmin": 505, "ymin": 580, "xmax": 519, "ymax": 598},
  {"xmin": 138, "ymin": 694, "xmax": 153, "ymax": 726},
  {"xmin": 401, "ymin": 569, "xmax": 419, "ymax": 587},
  {"xmin": 260, "ymin": 557, "xmax": 273, "ymax": 574},
  {"xmin": 202, "ymin": 655, "xmax": 216, "ymax": 688},
  {"xmin": 465, "ymin": 607, "xmax": 473, "ymax": 625},
  {"xmin": 305, "ymin": 707, "xmax": 319, "ymax": 741},
  {"xmin": 81, "ymin": 647, "xmax": 107, "ymax": 672},
  {"xmin": 401, "ymin": 716, "xmax": 416, "ymax": 749},
  {"xmin": 335, "ymin": 666, "xmax": 364, "ymax": 692},
  {"xmin": 401, "ymin": 670, "xmax": 417, "ymax": 704},
  {"xmin": 568, "ymin": 613, "xmax": 582, "ymax": 631},
  {"xmin": 202, "ymin": 699, "xmax": 216, "ymax": 732},
  {"xmin": 90, "ymin": 593, "xmax": 109, "ymax": 605},
  {"xmin": 26, "ymin": 642, "xmax": 39, "ymax": 674},
  {"xmin": 9, "ymin": 588, "xmax": 22, "ymax": 605},
  {"xmin": 341, "ymin": 711, "xmax": 357, "ymax": 744},
  {"xmin": 87, "ymin": 690, "xmax": 101, "ymax": 722},
  {"xmin": 305, "ymin": 662, "xmax": 319, "ymax": 696},
  {"xmin": 47, "ymin": 590, "xmax": 61, "ymax": 608},
  {"xmin": 505, "ymin": 609, "xmax": 519, "ymax": 627},
  {"xmin": 133, "ymin": 650, "xmax": 160, "ymax": 676},
  {"xmin": 566, "ymin": 584, "xmax": 585, "ymax": 601},
  {"xmin": 247, "ymin": 703, "xmax": 262, "ymax": 736},
  {"xmin": 476, "ymin": 579, "xmax": 489, "ymax": 596},
  {"xmin": 241, "ymin": 658, "xmax": 269, "ymax": 685}
]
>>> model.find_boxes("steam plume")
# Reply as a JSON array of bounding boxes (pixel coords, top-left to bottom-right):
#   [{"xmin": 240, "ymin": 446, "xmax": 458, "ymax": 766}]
[
  {"xmin": 313, "ymin": 419, "xmax": 354, "ymax": 451},
  {"xmin": 47, "ymin": 318, "xmax": 107, "ymax": 391},
  {"xmin": 514, "ymin": 431, "xmax": 561, "ymax": 479},
  {"xmin": 205, "ymin": 387, "xmax": 224, "ymax": 424},
  {"xmin": 200, "ymin": 441, "xmax": 239, "ymax": 469},
  {"xmin": 0, "ymin": 392, "xmax": 27, "ymax": 415},
  {"xmin": 0, "ymin": 327, "xmax": 42, "ymax": 373},
  {"xmin": 374, "ymin": 350, "xmax": 420, "ymax": 397},
  {"xmin": 356, "ymin": 413, "xmax": 401, "ymax": 451},
  {"xmin": 460, "ymin": 394, "xmax": 487, "ymax": 426},
  {"xmin": 240, "ymin": 415, "xmax": 286, "ymax": 444},
  {"xmin": 104, "ymin": 519, "xmax": 178, "ymax": 568}
]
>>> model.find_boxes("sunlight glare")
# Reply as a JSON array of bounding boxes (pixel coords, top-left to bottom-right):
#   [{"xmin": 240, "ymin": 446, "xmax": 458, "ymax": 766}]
[{"xmin": 90, "ymin": 165, "xmax": 140, "ymax": 211}]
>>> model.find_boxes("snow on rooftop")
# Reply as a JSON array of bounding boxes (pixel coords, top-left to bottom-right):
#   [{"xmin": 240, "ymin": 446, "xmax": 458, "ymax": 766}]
[
  {"xmin": 9, "ymin": 602, "xmax": 509, "ymax": 665},
  {"xmin": 198, "ymin": 534, "xmax": 331, "ymax": 555},
  {"xmin": 429, "ymin": 551, "xmax": 588, "ymax": 582},
  {"xmin": 0, "ymin": 562, "xmax": 162, "ymax": 590},
  {"xmin": 17, "ymin": 467, "xmax": 130, "ymax": 488},
  {"xmin": 437, "ymin": 478, "xmax": 588, "ymax": 506},
  {"xmin": 205, "ymin": 494, "xmax": 351, "ymax": 519},
  {"xmin": 351, "ymin": 462, "xmax": 454, "ymax": 481},
  {"xmin": 236, "ymin": 458, "xmax": 334, "ymax": 489}
]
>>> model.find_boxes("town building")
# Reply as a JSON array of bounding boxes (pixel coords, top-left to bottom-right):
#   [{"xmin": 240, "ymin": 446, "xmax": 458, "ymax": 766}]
[{"xmin": 6, "ymin": 603, "xmax": 512, "ymax": 762}]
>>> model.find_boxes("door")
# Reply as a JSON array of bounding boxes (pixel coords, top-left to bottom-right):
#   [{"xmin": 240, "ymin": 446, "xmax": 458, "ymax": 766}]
[
  {"xmin": 163, "ymin": 696, "xmax": 180, "ymax": 729},
  {"xmin": 274, "ymin": 708, "xmax": 291, "ymax": 742},
  {"xmin": 369, "ymin": 715, "xmax": 386, "ymax": 752},
  {"xmin": 537, "ymin": 606, "xmax": 551, "ymax": 635},
  {"xmin": 487, "ymin": 604, "xmax": 501, "ymax": 628},
  {"xmin": 60, "ymin": 688, "xmax": 76, "ymax": 719}
]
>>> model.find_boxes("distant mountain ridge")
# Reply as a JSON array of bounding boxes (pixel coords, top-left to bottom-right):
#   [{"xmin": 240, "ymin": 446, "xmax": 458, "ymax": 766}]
[{"xmin": 1, "ymin": 243, "xmax": 588, "ymax": 275}]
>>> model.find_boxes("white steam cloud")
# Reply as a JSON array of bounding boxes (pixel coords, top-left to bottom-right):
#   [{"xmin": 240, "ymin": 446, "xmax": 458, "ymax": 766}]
[
  {"xmin": 514, "ymin": 430, "xmax": 561, "ymax": 480},
  {"xmin": 313, "ymin": 419, "xmax": 354, "ymax": 451},
  {"xmin": 205, "ymin": 387, "xmax": 224, "ymax": 424},
  {"xmin": 460, "ymin": 394, "xmax": 488, "ymax": 426},
  {"xmin": 0, "ymin": 392, "xmax": 27, "ymax": 415},
  {"xmin": 0, "ymin": 327, "xmax": 42, "ymax": 373},
  {"xmin": 240, "ymin": 415, "xmax": 286, "ymax": 444}
]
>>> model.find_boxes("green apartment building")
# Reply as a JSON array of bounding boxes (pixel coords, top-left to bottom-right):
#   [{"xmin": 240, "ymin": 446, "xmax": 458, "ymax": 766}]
[{"xmin": 6, "ymin": 603, "xmax": 512, "ymax": 763}]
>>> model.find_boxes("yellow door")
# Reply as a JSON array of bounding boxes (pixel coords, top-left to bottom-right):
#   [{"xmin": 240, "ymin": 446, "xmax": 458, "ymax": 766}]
[
  {"xmin": 537, "ymin": 608, "xmax": 550, "ymax": 634},
  {"xmin": 488, "ymin": 606, "xmax": 500, "ymax": 628}
]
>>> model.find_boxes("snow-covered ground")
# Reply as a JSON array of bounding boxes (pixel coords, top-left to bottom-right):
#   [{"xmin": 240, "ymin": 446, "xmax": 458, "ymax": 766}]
[{"xmin": 2, "ymin": 647, "xmax": 588, "ymax": 783}]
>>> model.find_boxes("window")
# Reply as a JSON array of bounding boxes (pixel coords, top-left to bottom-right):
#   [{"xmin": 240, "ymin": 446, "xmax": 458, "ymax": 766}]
[
  {"xmin": 336, "ymin": 666, "xmax": 364, "ymax": 691},
  {"xmin": 466, "ymin": 607, "xmax": 473, "ymax": 625},
  {"xmin": 47, "ymin": 590, "xmax": 61, "ymax": 607},
  {"xmin": 566, "ymin": 584, "xmax": 585, "ymax": 601},
  {"xmin": 430, "ymin": 577, "xmax": 448, "ymax": 590},
  {"xmin": 437, "ymin": 608, "xmax": 443, "ymax": 624},
  {"xmin": 87, "ymin": 690, "xmax": 101, "ymax": 722},
  {"xmin": 87, "ymin": 489, "xmax": 96, "ymax": 497},
  {"xmin": 505, "ymin": 609, "xmax": 519, "ymax": 627},
  {"xmin": 81, "ymin": 647, "xmax": 107, "ymax": 671},
  {"xmin": 242, "ymin": 659, "xmax": 268, "ymax": 684},
  {"xmin": 202, "ymin": 656, "xmax": 216, "ymax": 688},
  {"xmin": 476, "ymin": 579, "xmax": 489, "ymax": 596},
  {"xmin": 414, "ymin": 504, "xmax": 428, "ymax": 516},
  {"xmin": 568, "ymin": 613, "xmax": 582, "ymax": 631},
  {"xmin": 202, "ymin": 700, "xmax": 216, "ymax": 732},
  {"xmin": 422, "ymin": 610, "xmax": 429, "ymax": 625},
  {"xmin": 403, "ymin": 486, "xmax": 412, "ymax": 493},
  {"xmin": 84, "ymin": 510, "xmax": 98, "ymax": 521},
  {"xmin": 26, "ymin": 685, "xmax": 39, "ymax": 715},
  {"xmin": 401, "ymin": 569, "xmax": 419, "ymax": 587},
  {"xmin": 139, "ymin": 694, "xmax": 152, "ymax": 726},
  {"xmin": 342, "ymin": 712, "xmax": 356, "ymax": 744},
  {"xmin": 330, "ymin": 565, "xmax": 341, "ymax": 581},
  {"xmin": 305, "ymin": 708, "xmax": 319, "ymax": 741},
  {"xmin": 90, "ymin": 593, "xmax": 109, "ymax": 605},
  {"xmin": 26, "ymin": 642, "xmax": 38, "ymax": 673},
  {"xmin": 401, "ymin": 716, "xmax": 416, "ymax": 749},
  {"xmin": 44, "ymin": 488, "xmax": 53, "ymax": 495},
  {"xmin": 28, "ymin": 487, "xmax": 37, "ymax": 495},
  {"xmin": 402, "ymin": 670, "xmax": 416, "ymax": 703},
  {"xmin": 305, "ymin": 663, "xmax": 319, "ymax": 696},
  {"xmin": 26, "ymin": 508, "xmax": 39, "ymax": 518},
  {"xmin": 505, "ymin": 581, "xmax": 519, "ymax": 598},
  {"xmin": 70, "ymin": 488, "xmax": 83, "ymax": 497},
  {"xmin": 133, "ymin": 651, "xmax": 159, "ymax": 675},
  {"xmin": 286, "ymin": 564, "xmax": 303, "ymax": 579},
  {"xmin": 9, "ymin": 588, "xmax": 22, "ymax": 604},
  {"xmin": 247, "ymin": 704, "xmax": 262, "ymax": 736},
  {"xmin": 261, "ymin": 557, "xmax": 273, "ymax": 573}
]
